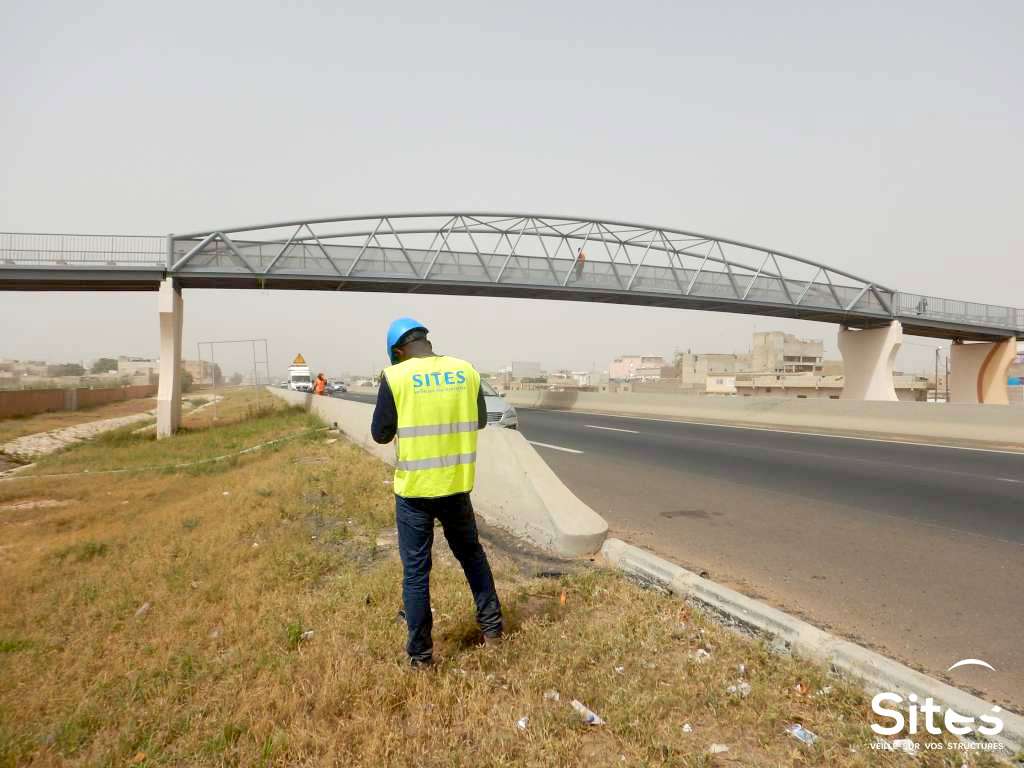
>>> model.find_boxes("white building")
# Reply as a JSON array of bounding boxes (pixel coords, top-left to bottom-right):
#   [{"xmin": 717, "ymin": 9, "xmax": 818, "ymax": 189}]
[
  {"xmin": 706, "ymin": 375, "xmax": 737, "ymax": 395},
  {"xmin": 609, "ymin": 355, "xmax": 666, "ymax": 381}
]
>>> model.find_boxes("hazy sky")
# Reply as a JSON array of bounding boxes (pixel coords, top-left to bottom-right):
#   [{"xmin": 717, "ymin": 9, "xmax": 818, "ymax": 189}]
[{"xmin": 2, "ymin": 0, "xmax": 1021, "ymax": 377}]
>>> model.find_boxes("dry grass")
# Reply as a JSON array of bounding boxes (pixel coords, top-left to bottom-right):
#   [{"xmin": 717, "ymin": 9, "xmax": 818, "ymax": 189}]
[
  {"xmin": 0, "ymin": 391, "xmax": 1006, "ymax": 767},
  {"xmin": 179, "ymin": 387, "xmax": 280, "ymax": 432},
  {"xmin": 0, "ymin": 398, "xmax": 157, "ymax": 445}
]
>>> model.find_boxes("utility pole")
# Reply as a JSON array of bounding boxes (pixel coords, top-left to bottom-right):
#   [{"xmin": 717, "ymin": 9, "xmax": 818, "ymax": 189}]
[
  {"xmin": 934, "ymin": 347, "xmax": 940, "ymax": 403},
  {"xmin": 945, "ymin": 355, "xmax": 950, "ymax": 402}
]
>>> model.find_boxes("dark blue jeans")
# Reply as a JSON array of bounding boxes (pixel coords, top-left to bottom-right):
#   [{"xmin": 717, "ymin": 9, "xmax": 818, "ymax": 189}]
[{"xmin": 395, "ymin": 492, "xmax": 503, "ymax": 661}]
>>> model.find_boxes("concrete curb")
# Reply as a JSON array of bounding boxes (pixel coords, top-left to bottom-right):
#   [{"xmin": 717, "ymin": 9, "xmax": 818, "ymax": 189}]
[
  {"xmin": 601, "ymin": 538, "xmax": 1024, "ymax": 755},
  {"xmin": 269, "ymin": 389, "xmax": 608, "ymax": 557}
]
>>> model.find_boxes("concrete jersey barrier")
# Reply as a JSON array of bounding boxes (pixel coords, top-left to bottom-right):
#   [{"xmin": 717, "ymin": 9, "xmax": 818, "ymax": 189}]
[
  {"xmin": 505, "ymin": 390, "xmax": 1024, "ymax": 449},
  {"xmin": 269, "ymin": 388, "xmax": 608, "ymax": 556}
]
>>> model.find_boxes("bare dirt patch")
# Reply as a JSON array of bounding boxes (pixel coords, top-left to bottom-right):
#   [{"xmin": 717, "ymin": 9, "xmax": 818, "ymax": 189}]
[{"xmin": 0, "ymin": 498, "xmax": 72, "ymax": 512}]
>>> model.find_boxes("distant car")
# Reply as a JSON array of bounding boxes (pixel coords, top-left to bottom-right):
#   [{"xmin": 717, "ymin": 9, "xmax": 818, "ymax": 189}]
[
  {"xmin": 327, "ymin": 382, "xmax": 348, "ymax": 396},
  {"xmin": 480, "ymin": 380, "xmax": 517, "ymax": 429}
]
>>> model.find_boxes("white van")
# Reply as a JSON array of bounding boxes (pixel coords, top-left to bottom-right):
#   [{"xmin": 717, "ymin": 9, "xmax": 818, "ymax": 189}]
[{"xmin": 287, "ymin": 356, "xmax": 313, "ymax": 392}]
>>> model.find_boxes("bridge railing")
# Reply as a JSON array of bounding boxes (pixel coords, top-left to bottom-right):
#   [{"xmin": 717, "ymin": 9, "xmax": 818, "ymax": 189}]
[
  {"xmin": 894, "ymin": 292, "xmax": 1020, "ymax": 332},
  {"xmin": 0, "ymin": 232, "xmax": 165, "ymax": 266}
]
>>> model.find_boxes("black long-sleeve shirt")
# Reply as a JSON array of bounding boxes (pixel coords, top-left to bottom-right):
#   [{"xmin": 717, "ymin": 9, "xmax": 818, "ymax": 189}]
[{"xmin": 371, "ymin": 372, "xmax": 488, "ymax": 444}]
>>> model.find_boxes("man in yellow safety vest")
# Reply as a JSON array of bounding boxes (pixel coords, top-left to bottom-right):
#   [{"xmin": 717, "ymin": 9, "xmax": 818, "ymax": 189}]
[{"xmin": 371, "ymin": 317, "xmax": 503, "ymax": 666}]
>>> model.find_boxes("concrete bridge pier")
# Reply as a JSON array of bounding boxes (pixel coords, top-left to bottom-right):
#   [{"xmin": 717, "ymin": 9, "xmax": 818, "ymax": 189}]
[
  {"xmin": 949, "ymin": 338, "xmax": 1017, "ymax": 404},
  {"xmin": 156, "ymin": 278, "xmax": 183, "ymax": 438},
  {"xmin": 837, "ymin": 320, "xmax": 902, "ymax": 401}
]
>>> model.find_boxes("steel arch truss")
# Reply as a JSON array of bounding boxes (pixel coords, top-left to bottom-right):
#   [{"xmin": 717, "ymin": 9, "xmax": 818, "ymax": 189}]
[{"xmin": 168, "ymin": 213, "xmax": 897, "ymax": 320}]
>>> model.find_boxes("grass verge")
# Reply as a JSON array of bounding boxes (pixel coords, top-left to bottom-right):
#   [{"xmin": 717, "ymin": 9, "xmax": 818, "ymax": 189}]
[{"xmin": 0, "ymin": 390, "xmax": 1003, "ymax": 766}]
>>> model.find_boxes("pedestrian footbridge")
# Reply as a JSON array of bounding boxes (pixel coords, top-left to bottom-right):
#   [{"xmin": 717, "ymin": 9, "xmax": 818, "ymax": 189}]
[{"xmin": 1, "ymin": 213, "xmax": 1019, "ymax": 431}]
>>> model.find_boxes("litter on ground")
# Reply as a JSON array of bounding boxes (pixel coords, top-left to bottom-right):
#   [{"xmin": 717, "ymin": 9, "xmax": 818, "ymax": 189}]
[
  {"xmin": 726, "ymin": 681, "xmax": 752, "ymax": 697},
  {"xmin": 570, "ymin": 699, "xmax": 605, "ymax": 725},
  {"xmin": 786, "ymin": 723, "xmax": 818, "ymax": 745}
]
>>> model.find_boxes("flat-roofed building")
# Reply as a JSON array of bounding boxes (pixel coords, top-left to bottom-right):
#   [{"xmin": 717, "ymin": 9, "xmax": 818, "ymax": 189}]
[
  {"xmin": 735, "ymin": 373, "xmax": 927, "ymax": 401},
  {"xmin": 678, "ymin": 352, "xmax": 751, "ymax": 386},
  {"xmin": 511, "ymin": 361, "xmax": 542, "ymax": 379},
  {"xmin": 609, "ymin": 355, "xmax": 666, "ymax": 381},
  {"xmin": 751, "ymin": 332, "xmax": 823, "ymax": 374}
]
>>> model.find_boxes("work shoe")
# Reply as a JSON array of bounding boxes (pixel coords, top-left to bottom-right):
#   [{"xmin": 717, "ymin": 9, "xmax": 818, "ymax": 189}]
[
  {"xmin": 482, "ymin": 632, "xmax": 503, "ymax": 647},
  {"xmin": 409, "ymin": 656, "xmax": 434, "ymax": 670}
]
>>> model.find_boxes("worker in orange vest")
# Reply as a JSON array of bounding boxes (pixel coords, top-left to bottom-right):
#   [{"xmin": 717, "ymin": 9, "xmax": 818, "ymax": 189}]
[
  {"xmin": 573, "ymin": 247, "xmax": 586, "ymax": 281},
  {"xmin": 314, "ymin": 373, "xmax": 327, "ymax": 395}
]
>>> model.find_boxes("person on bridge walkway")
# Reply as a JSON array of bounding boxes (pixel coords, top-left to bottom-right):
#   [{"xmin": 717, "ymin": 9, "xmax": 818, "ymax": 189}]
[
  {"xmin": 573, "ymin": 246, "xmax": 586, "ymax": 281},
  {"xmin": 371, "ymin": 317, "xmax": 503, "ymax": 667},
  {"xmin": 313, "ymin": 372, "xmax": 327, "ymax": 395}
]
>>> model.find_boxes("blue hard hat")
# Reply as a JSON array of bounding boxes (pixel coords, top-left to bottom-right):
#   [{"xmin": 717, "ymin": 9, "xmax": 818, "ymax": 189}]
[{"xmin": 386, "ymin": 317, "xmax": 428, "ymax": 364}]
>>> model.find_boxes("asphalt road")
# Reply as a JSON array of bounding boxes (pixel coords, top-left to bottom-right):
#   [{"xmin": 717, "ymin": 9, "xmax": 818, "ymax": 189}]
[
  {"xmin": 341, "ymin": 391, "xmax": 1023, "ymax": 708},
  {"xmin": 515, "ymin": 407, "xmax": 1024, "ymax": 710}
]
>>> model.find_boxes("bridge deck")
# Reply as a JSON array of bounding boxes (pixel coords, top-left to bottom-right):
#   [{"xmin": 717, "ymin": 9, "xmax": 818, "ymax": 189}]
[{"xmin": 1, "ymin": 214, "xmax": 1020, "ymax": 342}]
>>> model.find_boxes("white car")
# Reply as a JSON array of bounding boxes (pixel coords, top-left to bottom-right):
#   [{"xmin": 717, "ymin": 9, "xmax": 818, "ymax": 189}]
[{"xmin": 481, "ymin": 380, "xmax": 517, "ymax": 429}]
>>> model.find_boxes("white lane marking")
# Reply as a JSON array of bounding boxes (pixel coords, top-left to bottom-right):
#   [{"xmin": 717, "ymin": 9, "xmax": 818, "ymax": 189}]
[
  {"xmin": 580, "ymin": 416, "xmax": 1022, "ymax": 485},
  {"xmin": 528, "ymin": 441, "xmax": 583, "ymax": 455},
  {"xmin": 585, "ymin": 424, "xmax": 640, "ymax": 434},
  {"xmin": 522, "ymin": 407, "xmax": 1024, "ymax": 456}
]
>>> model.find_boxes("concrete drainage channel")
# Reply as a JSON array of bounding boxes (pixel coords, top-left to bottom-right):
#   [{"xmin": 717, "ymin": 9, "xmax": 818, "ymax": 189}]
[{"xmin": 272, "ymin": 387, "xmax": 1023, "ymax": 758}]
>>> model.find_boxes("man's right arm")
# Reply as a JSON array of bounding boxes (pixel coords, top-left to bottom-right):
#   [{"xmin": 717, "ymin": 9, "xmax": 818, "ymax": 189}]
[
  {"xmin": 476, "ymin": 383, "xmax": 488, "ymax": 429},
  {"xmin": 371, "ymin": 375, "xmax": 397, "ymax": 444}
]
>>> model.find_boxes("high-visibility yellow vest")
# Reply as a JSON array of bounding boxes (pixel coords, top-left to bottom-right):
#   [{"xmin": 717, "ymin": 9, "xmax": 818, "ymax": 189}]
[{"xmin": 383, "ymin": 355, "xmax": 481, "ymax": 498}]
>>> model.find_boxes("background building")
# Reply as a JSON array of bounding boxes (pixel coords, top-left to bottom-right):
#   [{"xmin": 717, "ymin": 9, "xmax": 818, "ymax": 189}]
[
  {"xmin": 118, "ymin": 357, "xmax": 158, "ymax": 384},
  {"xmin": 511, "ymin": 361, "xmax": 542, "ymax": 379},
  {"xmin": 609, "ymin": 355, "xmax": 666, "ymax": 381},
  {"xmin": 183, "ymin": 359, "xmax": 222, "ymax": 386},
  {"xmin": 677, "ymin": 351, "xmax": 751, "ymax": 387},
  {"xmin": 734, "ymin": 372, "xmax": 928, "ymax": 401},
  {"xmin": 706, "ymin": 375, "xmax": 737, "ymax": 395},
  {"xmin": 751, "ymin": 332, "xmax": 823, "ymax": 374}
]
